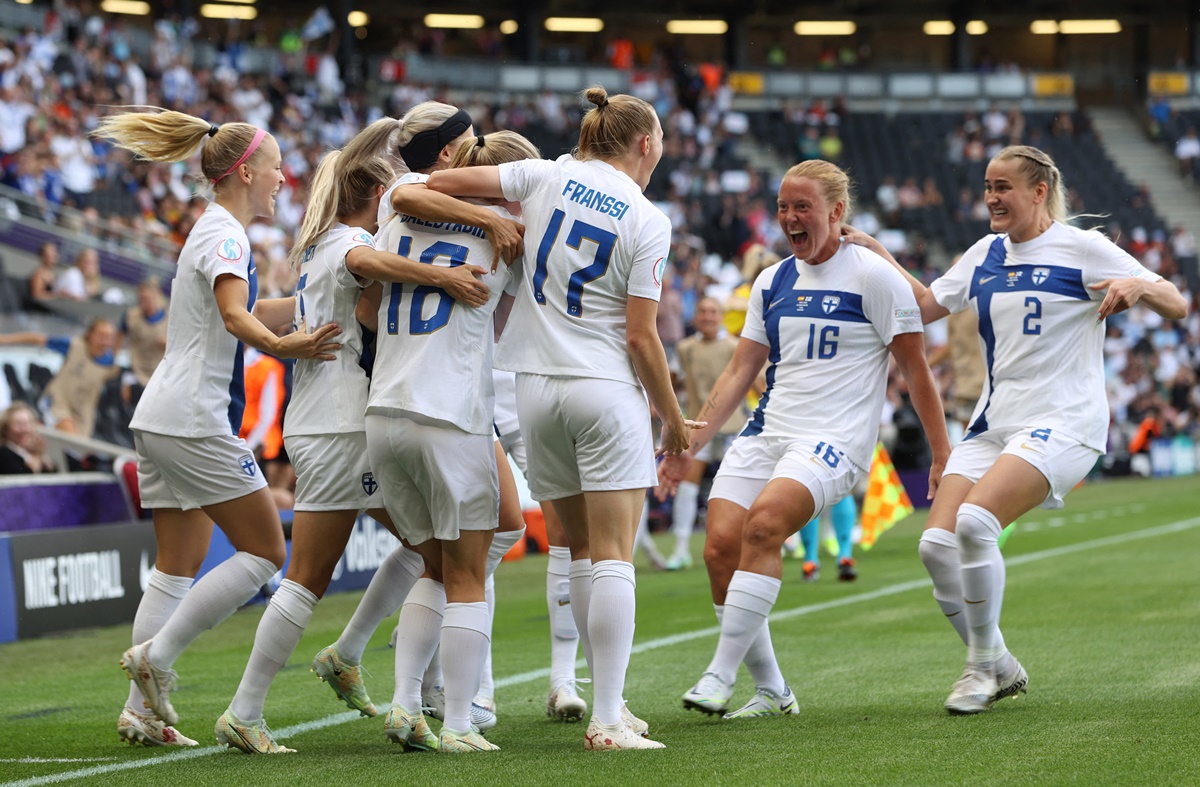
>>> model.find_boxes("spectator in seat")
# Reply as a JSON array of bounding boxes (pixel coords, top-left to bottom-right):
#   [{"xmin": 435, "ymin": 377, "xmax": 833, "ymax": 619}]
[
  {"xmin": 118, "ymin": 276, "xmax": 169, "ymax": 391},
  {"xmin": 1174, "ymin": 127, "xmax": 1200, "ymax": 180},
  {"xmin": 56, "ymin": 247, "xmax": 101, "ymax": 301},
  {"xmin": 0, "ymin": 402, "xmax": 57, "ymax": 474},
  {"xmin": 27, "ymin": 241, "xmax": 61, "ymax": 305}
]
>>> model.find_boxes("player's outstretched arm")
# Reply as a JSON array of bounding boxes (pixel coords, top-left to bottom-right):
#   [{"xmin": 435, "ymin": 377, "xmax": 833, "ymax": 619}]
[{"xmin": 890, "ymin": 331, "xmax": 951, "ymax": 498}]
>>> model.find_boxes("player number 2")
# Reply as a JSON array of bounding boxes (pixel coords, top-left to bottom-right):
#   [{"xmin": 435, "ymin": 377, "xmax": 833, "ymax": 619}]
[
  {"xmin": 533, "ymin": 208, "xmax": 616, "ymax": 317},
  {"xmin": 1023, "ymin": 296, "xmax": 1042, "ymax": 336}
]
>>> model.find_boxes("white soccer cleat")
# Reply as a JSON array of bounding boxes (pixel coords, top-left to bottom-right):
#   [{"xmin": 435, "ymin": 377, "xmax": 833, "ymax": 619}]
[
  {"xmin": 120, "ymin": 641, "xmax": 179, "ymax": 727},
  {"xmin": 438, "ymin": 727, "xmax": 500, "ymax": 753},
  {"xmin": 722, "ymin": 685, "xmax": 800, "ymax": 720},
  {"xmin": 945, "ymin": 665, "xmax": 1000, "ymax": 715},
  {"xmin": 470, "ymin": 701, "xmax": 497, "ymax": 731},
  {"xmin": 117, "ymin": 707, "xmax": 198, "ymax": 747},
  {"xmin": 421, "ymin": 685, "xmax": 446, "ymax": 721},
  {"xmin": 991, "ymin": 654, "xmax": 1029, "ymax": 704},
  {"xmin": 547, "ymin": 682, "xmax": 588, "ymax": 723},
  {"xmin": 583, "ymin": 717, "xmax": 665, "ymax": 751},
  {"xmin": 681, "ymin": 672, "xmax": 734, "ymax": 716},
  {"xmin": 620, "ymin": 702, "xmax": 649, "ymax": 737}
]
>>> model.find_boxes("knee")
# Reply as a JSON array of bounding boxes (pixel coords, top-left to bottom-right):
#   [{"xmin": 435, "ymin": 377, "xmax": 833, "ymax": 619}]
[
  {"xmin": 955, "ymin": 503, "xmax": 1001, "ymax": 550},
  {"xmin": 742, "ymin": 512, "xmax": 786, "ymax": 553},
  {"xmin": 702, "ymin": 524, "xmax": 739, "ymax": 575}
]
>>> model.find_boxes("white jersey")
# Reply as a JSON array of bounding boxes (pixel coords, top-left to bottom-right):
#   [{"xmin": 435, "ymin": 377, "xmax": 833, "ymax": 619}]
[
  {"xmin": 378, "ymin": 171, "xmax": 426, "ymax": 228},
  {"xmin": 740, "ymin": 243, "xmax": 923, "ymax": 470},
  {"xmin": 494, "ymin": 155, "xmax": 671, "ymax": 386},
  {"xmin": 368, "ymin": 204, "xmax": 519, "ymax": 435},
  {"xmin": 284, "ymin": 224, "xmax": 374, "ymax": 438},
  {"xmin": 131, "ymin": 202, "xmax": 257, "ymax": 438},
  {"xmin": 930, "ymin": 222, "xmax": 1160, "ymax": 452}
]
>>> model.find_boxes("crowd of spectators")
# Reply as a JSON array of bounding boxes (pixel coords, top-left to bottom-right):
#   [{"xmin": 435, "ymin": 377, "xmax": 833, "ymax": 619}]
[{"xmin": 0, "ymin": 5, "xmax": 1197, "ymax": 484}]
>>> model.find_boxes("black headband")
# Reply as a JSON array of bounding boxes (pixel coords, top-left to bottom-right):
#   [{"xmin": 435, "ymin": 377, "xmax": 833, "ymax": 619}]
[{"xmin": 398, "ymin": 108, "xmax": 473, "ymax": 172}]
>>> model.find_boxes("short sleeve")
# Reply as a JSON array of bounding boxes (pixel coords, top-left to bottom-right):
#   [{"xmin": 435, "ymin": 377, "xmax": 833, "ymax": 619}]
[
  {"xmin": 862, "ymin": 259, "xmax": 924, "ymax": 346},
  {"xmin": 499, "ymin": 158, "xmax": 558, "ymax": 203},
  {"xmin": 46, "ymin": 336, "xmax": 71, "ymax": 355},
  {"xmin": 626, "ymin": 209, "xmax": 671, "ymax": 302},
  {"xmin": 339, "ymin": 226, "xmax": 377, "ymax": 289},
  {"xmin": 198, "ymin": 232, "xmax": 250, "ymax": 290},
  {"xmin": 930, "ymin": 235, "xmax": 992, "ymax": 314},
  {"xmin": 1081, "ymin": 232, "xmax": 1162, "ymax": 299},
  {"xmin": 739, "ymin": 265, "xmax": 778, "ymax": 348}
]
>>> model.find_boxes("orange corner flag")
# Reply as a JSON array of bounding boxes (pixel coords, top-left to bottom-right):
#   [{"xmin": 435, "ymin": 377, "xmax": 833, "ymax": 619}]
[{"xmin": 859, "ymin": 443, "xmax": 915, "ymax": 550}]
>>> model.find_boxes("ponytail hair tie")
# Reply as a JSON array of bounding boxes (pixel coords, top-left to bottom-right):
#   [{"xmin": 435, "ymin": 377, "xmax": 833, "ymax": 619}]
[
  {"xmin": 475, "ymin": 135, "xmax": 486, "ymax": 147},
  {"xmin": 208, "ymin": 124, "xmax": 220, "ymax": 138},
  {"xmin": 600, "ymin": 99, "xmax": 609, "ymax": 108}
]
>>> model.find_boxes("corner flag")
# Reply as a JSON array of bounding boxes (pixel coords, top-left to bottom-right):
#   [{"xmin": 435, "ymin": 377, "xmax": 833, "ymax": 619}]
[{"xmin": 859, "ymin": 443, "xmax": 915, "ymax": 550}]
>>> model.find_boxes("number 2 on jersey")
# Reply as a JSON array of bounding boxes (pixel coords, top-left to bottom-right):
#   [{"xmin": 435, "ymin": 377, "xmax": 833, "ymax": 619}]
[
  {"xmin": 533, "ymin": 208, "xmax": 616, "ymax": 317},
  {"xmin": 386, "ymin": 237, "xmax": 468, "ymax": 335},
  {"xmin": 1023, "ymin": 296, "xmax": 1042, "ymax": 336}
]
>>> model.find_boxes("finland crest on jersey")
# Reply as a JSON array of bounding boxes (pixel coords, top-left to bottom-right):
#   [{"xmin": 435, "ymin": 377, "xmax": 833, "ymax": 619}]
[
  {"xmin": 368, "ymin": 203, "xmax": 519, "ymax": 436},
  {"xmin": 284, "ymin": 224, "xmax": 375, "ymax": 439},
  {"xmin": 238, "ymin": 453, "xmax": 256, "ymax": 477},
  {"xmin": 739, "ymin": 242, "xmax": 923, "ymax": 470},
  {"xmin": 930, "ymin": 222, "xmax": 1161, "ymax": 452},
  {"xmin": 361, "ymin": 471, "xmax": 377, "ymax": 495}
]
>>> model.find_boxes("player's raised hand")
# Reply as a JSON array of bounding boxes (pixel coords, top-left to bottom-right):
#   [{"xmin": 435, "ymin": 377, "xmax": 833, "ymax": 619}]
[
  {"xmin": 1089, "ymin": 277, "xmax": 1148, "ymax": 320},
  {"xmin": 488, "ymin": 217, "xmax": 525, "ymax": 272}
]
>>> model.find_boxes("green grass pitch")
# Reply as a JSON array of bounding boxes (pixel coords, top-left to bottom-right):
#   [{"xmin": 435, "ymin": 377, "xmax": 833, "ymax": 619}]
[{"xmin": 1, "ymin": 475, "xmax": 1198, "ymax": 786}]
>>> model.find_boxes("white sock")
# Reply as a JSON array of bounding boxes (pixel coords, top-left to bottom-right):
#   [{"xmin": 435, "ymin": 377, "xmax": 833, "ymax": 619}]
[
  {"xmin": 422, "ymin": 649, "xmax": 443, "ymax": 694},
  {"xmin": 392, "ymin": 578, "xmax": 445, "ymax": 710},
  {"xmin": 440, "ymin": 601, "xmax": 491, "ymax": 733},
  {"xmin": 148, "ymin": 552, "xmax": 277, "ymax": 669},
  {"xmin": 919, "ymin": 528, "xmax": 969, "ymax": 646},
  {"xmin": 336, "ymin": 546, "xmax": 423, "ymax": 664},
  {"xmin": 714, "ymin": 604, "xmax": 785, "ymax": 696},
  {"xmin": 589, "ymin": 560, "xmax": 636, "ymax": 726},
  {"xmin": 547, "ymin": 546, "xmax": 579, "ymax": 689},
  {"xmin": 127, "ymin": 569, "xmax": 191, "ymax": 712},
  {"xmin": 707, "ymin": 570, "xmax": 781, "ymax": 686},
  {"xmin": 568, "ymin": 559, "xmax": 594, "ymax": 673},
  {"xmin": 230, "ymin": 579, "xmax": 318, "ymax": 722},
  {"xmin": 957, "ymin": 504, "xmax": 1008, "ymax": 665},
  {"xmin": 671, "ymin": 480, "xmax": 700, "ymax": 557},
  {"xmin": 487, "ymin": 527, "xmax": 525, "ymax": 577},
  {"xmin": 477, "ymin": 574, "xmax": 495, "ymax": 703}
]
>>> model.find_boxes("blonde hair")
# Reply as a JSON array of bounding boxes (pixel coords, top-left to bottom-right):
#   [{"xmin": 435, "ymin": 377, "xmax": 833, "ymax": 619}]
[
  {"xmin": 449, "ymin": 130, "xmax": 541, "ymax": 169},
  {"xmin": 991, "ymin": 145, "xmax": 1067, "ymax": 222},
  {"xmin": 290, "ymin": 118, "xmax": 401, "ymax": 269},
  {"xmin": 394, "ymin": 101, "xmax": 471, "ymax": 174},
  {"xmin": 782, "ymin": 160, "xmax": 854, "ymax": 223},
  {"xmin": 740, "ymin": 243, "xmax": 782, "ymax": 282},
  {"xmin": 0, "ymin": 402, "xmax": 39, "ymax": 442},
  {"xmin": 92, "ymin": 108, "xmax": 267, "ymax": 192},
  {"xmin": 576, "ymin": 86, "xmax": 658, "ymax": 162}
]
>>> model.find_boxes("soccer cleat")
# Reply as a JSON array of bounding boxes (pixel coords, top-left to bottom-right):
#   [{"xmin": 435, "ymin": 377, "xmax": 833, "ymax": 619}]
[
  {"xmin": 802, "ymin": 561, "xmax": 820, "ymax": 582},
  {"xmin": 120, "ymin": 641, "xmax": 180, "ymax": 727},
  {"xmin": 118, "ymin": 707, "xmax": 198, "ymax": 747},
  {"xmin": 470, "ymin": 702, "xmax": 497, "ymax": 731},
  {"xmin": 992, "ymin": 655, "xmax": 1029, "ymax": 704},
  {"xmin": 583, "ymin": 717, "xmax": 665, "ymax": 751},
  {"xmin": 421, "ymin": 685, "xmax": 446, "ymax": 721},
  {"xmin": 438, "ymin": 727, "xmax": 500, "ymax": 753},
  {"xmin": 214, "ymin": 708, "xmax": 295, "ymax": 754},
  {"xmin": 311, "ymin": 644, "xmax": 378, "ymax": 717},
  {"xmin": 547, "ymin": 682, "xmax": 588, "ymax": 722},
  {"xmin": 722, "ymin": 685, "xmax": 800, "ymax": 720},
  {"xmin": 620, "ymin": 702, "xmax": 649, "ymax": 737},
  {"xmin": 945, "ymin": 665, "xmax": 999, "ymax": 715},
  {"xmin": 384, "ymin": 703, "xmax": 439, "ymax": 751},
  {"xmin": 837, "ymin": 557, "xmax": 858, "ymax": 582},
  {"xmin": 681, "ymin": 672, "xmax": 734, "ymax": 716},
  {"xmin": 665, "ymin": 553, "xmax": 693, "ymax": 571}
]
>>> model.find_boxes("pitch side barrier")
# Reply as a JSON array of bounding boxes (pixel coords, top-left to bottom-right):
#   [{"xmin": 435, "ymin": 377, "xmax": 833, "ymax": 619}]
[{"xmin": 0, "ymin": 510, "xmax": 397, "ymax": 643}]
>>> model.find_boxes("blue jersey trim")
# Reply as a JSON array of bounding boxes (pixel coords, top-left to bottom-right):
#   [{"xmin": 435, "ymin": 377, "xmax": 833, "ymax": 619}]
[{"xmin": 227, "ymin": 252, "xmax": 258, "ymax": 434}]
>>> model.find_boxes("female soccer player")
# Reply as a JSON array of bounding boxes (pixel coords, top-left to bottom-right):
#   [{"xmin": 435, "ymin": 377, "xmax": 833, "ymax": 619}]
[
  {"xmin": 311, "ymin": 102, "xmax": 525, "ymax": 736},
  {"xmin": 215, "ymin": 118, "xmax": 492, "ymax": 753},
  {"xmin": 93, "ymin": 109, "xmax": 341, "ymax": 743},
  {"xmin": 368, "ymin": 130, "xmax": 539, "ymax": 754},
  {"xmin": 846, "ymin": 145, "xmax": 1187, "ymax": 714},
  {"xmin": 428, "ymin": 86, "xmax": 698, "ymax": 750},
  {"xmin": 659, "ymin": 160, "xmax": 950, "ymax": 719}
]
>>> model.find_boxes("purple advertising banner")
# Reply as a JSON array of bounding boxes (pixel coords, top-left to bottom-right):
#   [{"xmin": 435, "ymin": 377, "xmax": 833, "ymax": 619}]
[{"xmin": 0, "ymin": 476, "xmax": 134, "ymax": 533}]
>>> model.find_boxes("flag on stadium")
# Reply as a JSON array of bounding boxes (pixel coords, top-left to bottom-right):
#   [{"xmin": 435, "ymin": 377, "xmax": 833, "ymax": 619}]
[{"xmin": 859, "ymin": 442, "xmax": 914, "ymax": 550}]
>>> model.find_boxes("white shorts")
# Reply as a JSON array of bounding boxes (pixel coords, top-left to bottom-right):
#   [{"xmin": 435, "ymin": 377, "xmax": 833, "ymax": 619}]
[
  {"xmin": 497, "ymin": 430, "xmax": 528, "ymax": 476},
  {"xmin": 286, "ymin": 432, "xmax": 378, "ymax": 512},
  {"xmin": 695, "ymin": 432, "xmax": 737, "ymax": 464},
  {"xmin": 945, "ymin": 425, "xmax": 1101, "ymax": 510},
  {"xmin": 709, "ymin": 433, "xmax": 865, "ymax": 521},
  {"xmin": 515, "ymin": 374, "xmax": 656, "ymax": 501},
  {"xmin": 365, "ymin": 411, "xmax": 498, "ymax": 545},
  {"xmin": 134, "ymin": 430, "xmax": 267, "ymax": 511}
]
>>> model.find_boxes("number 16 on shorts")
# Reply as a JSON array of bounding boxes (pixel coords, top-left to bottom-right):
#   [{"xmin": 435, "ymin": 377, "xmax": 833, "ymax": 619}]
[{"xmin": 812, "ymin": 441, "xmax": 843, "ymax": 468}]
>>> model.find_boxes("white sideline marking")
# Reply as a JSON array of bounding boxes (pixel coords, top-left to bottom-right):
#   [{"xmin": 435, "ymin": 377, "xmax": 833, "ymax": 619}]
[
  {"xmin": 7, "ymin": 516, "xmax": 1200, "ymax": 787},
  {"xmin": 0, "ymin": 760, "xmax": 116, "ymax": 764}
]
